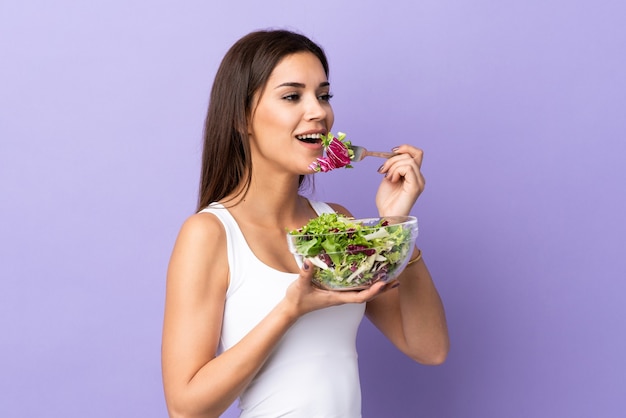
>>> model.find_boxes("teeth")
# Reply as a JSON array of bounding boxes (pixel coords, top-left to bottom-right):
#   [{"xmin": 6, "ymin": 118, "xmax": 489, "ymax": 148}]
[{"xmin": 296, "ymin": 133, "xmax": 322, "ymax": 140}]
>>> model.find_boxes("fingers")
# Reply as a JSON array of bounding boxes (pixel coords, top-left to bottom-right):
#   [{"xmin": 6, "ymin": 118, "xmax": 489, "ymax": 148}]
[
  {"xmin": 386, "ymin": 160, "xmax": 420, "ymax": 184},
  {"xmin": 375, "ymin": 145, "xmax": 426, "ymax": 217},
  {"xmin": 293, "ymin": 259, "xmax": 319, "ymax": 294},
  {"xmin": 299, "ymin": 259, "xmax": 314, "ymax": 280},
  {"xmin": 298, "ymin": 255, "xmax": 409, "ymax": 309},
  {"xmin": 380, "ymin": 146, "xmax": 423, "ymax": 174},
  {"xmin": 335, "ymin": 280, "xmax": 398, "ymax": 304},
  {"xmin": 378, "ymin": 145, "xmax": 425, "ymax": 188},
  {"xmin": 392, "ymin": 145, "xmax": 424, "ymax": 168},
  {"xmin": 297, "ymin": 262, "xmax": 391, "ymax": 305},
  {"xmin": 381, "ymin": 279, "xmax": 400, "ymax": 292},
  {"xmin": 337, "ymin": 281, "xmax": 387, "ymax": 303}
]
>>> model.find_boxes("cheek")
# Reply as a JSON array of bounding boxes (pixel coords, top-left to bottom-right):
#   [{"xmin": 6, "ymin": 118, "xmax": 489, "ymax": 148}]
[
  {"xmin": 327, "ymin": 106, "xmax": 335, "ymax": 129},
  {"xmin": 250, "ymin": 108, "xmax": 278, "ymax": 136},
  {"xmin": 256, "ymin": 105, "xmax": 291, "ymax": 129}
]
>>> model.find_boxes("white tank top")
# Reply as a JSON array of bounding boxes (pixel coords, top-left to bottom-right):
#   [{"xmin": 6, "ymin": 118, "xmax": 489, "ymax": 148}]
[{"xmin": 200, "ymin": 200, "xmax": 365, "ymax": 417}]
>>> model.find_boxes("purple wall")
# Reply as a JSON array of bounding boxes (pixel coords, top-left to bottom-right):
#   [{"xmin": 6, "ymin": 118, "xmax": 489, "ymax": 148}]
[{"xmin": 2, "ymin": 1, "xmax": 625, "ymax": 417}]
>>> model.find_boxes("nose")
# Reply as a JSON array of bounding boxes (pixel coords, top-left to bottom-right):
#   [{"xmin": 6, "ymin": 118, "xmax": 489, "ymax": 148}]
[{"xmin": 304, "ymin": 96, "xmax": 329, "ymax": 121}]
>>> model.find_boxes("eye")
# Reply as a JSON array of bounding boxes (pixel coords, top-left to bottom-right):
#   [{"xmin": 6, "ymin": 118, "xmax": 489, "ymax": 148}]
[
  {"xmin": 282, "ymin": 93, "xmax": 300, "ymax": 102},
  {"xmin": 318, "ymin": 93, "xmax": 334, "ymax": 102}
]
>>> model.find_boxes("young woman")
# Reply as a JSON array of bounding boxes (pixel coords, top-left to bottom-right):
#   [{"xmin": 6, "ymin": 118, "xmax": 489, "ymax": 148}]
[{"xmin": 161, "ymin": 29, "xmax": 449, "ymax": 418}]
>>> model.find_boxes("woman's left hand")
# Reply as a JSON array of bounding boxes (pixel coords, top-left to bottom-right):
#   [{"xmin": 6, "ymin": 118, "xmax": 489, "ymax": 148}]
[{"xmin": 375, "ymin": 145, "xmax": 425, "ymax": 217}]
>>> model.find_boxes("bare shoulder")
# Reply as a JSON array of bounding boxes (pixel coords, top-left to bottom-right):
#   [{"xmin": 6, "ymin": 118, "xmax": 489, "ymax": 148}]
[
  {"xmin": 326, "ymin": 202, "xmax": 354, "ymax": 217},
  {"xmin": 177, "ymin": 211, "xmax": 226, "ymax": 243},
  {"xmin": 167, "ymin": 211, "xmax": 229, "ymax": 292}
]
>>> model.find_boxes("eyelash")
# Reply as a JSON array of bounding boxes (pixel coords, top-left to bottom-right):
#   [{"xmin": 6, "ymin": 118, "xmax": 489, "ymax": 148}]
[{"xmin": 282, "ymin": 93, "xmax": 334, "ymax": 102}]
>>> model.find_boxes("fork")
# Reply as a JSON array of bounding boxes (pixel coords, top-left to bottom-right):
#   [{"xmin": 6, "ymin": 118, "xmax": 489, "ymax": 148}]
[{"xmin": 350, "ymin": 145, "xmax": 396, "ymax": 162}]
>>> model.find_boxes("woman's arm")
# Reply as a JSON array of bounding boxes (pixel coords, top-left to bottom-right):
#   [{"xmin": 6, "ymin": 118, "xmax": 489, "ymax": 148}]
[
  {"xmin": 365, "ymin": 253, "xmax": 449, "ymax": 364},
  {"xmin": 329, "ymin": 200, "xmax": 448, "ymax": 364},
  {"xmin": 366, "ymin": 145, "xmax": 449, "ymax": 364},
  {"xmin": 161, "ymin": 213, "xmax": 298, "ymax": 417},
  {"xmin": 162, "ymin": 212, "xmax": 386, "ymax": 417}
]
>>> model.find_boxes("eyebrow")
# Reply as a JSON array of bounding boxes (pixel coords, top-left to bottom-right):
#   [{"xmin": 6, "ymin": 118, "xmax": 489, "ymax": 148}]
[{"xmin": 275, "ymin": 81, "xmax": 330, "ymax": 89}]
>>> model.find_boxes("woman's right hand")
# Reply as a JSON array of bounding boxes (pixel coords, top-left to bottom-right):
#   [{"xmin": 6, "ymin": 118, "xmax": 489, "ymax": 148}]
[{"xmin": 283, "ymin": 260, "xmax": 390, "ymax": 318}]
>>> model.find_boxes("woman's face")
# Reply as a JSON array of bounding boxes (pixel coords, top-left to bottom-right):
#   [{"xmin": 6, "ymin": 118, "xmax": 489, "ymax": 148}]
[{"xmin": 248, "ymin": 51, "xmax": 334, "ymax": 175}]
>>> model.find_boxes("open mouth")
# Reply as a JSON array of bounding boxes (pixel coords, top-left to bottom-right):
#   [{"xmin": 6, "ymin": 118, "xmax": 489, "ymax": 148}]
[{"xmin": 296, "ymin": 133, "xmax": 323, "ymax": 144}]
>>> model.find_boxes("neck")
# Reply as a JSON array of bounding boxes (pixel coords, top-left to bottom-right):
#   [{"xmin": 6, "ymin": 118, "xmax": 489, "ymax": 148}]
[{"xmin": 222, "ymin": 171, "xmax": 313, "ymax": 228}]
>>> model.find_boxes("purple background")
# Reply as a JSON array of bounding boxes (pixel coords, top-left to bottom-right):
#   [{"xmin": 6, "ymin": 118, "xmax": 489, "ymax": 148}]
[{"xmin": 2, "ymin": 1, "xmax": 625, "ymax": 417}]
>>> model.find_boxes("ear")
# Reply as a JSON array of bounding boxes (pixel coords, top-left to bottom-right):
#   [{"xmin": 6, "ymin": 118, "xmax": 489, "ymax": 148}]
[
  {"xmin": 232, "ymin": 106, "xmax": 251, "ymax": 138},
  {"xmin": 234, "ymin": 119, "xmax": 248, "ymax": 137},
  {"xmin": 244, "ymin": 106, "xmax": 257, "ymax": 137},
  {"xmin": 245, "ymin": 91, "xmax": 261, "ymax": 137}
]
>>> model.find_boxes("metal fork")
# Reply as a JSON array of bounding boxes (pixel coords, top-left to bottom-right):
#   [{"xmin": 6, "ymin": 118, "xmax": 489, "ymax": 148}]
[{"xmin": 350, "ymin": 145, "xmax": 396, "ymax": 162}]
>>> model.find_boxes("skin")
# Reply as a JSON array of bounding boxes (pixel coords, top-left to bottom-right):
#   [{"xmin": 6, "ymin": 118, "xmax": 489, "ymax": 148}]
[{"xmin": 161, "ymin": 51, "xmax": 449, "ymax": 418}]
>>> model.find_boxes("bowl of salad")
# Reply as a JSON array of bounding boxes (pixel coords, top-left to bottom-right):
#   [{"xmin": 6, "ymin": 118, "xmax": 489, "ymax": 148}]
[{"xmin": 287, "ymin": 213, "xmax": 418, "ymax": 291}]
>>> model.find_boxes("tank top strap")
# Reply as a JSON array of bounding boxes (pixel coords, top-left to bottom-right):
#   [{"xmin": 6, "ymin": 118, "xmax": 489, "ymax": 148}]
[{"xmin": 198, "ymin": 202, "xmax": 253, "ymax": 296}]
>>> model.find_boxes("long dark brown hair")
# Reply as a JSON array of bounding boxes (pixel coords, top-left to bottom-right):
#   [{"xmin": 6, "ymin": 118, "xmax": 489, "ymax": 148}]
[{"xmin": 197, "ymin": 29, "xmax": 329, "ymax": 211}]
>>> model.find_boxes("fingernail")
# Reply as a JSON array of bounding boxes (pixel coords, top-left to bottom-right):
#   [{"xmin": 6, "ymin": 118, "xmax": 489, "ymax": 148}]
[
  {"xmin": 377, "ymin": 164, "xmax": 385, "ymax": 173},
  {"xmin": 392, "ymin": 146, "xmax": 400, "ymax": 152},
  {"xmin": 303, "ymin": 262, "xmax": 309, "ymax": 271},
  {"xmin": 390, "ymin": 282, "xmax": 400, "ymax": 289}
]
